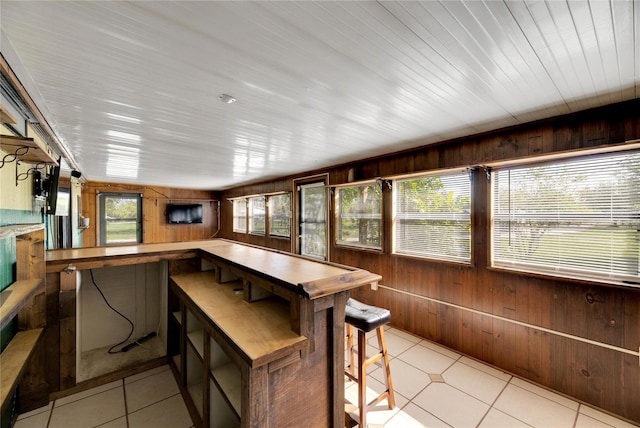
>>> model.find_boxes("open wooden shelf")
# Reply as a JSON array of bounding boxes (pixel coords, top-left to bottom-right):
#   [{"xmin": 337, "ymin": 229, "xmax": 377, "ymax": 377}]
[
  {"xmin": 0, "ymin": 135, "xmax": 58, "ymax": 165},
  {"xmin": 172, "ymin": 311, "xmax": 182, "ymax": 325},
  {"xmin": 187, "ymin": 383, "xmax": 204, "ymax": 416},
  {"xmin": 210, "ymin": 362, "xmax": 241, "ymax": 415},
  {"xmin": 0, "ymin": 278, "xmax": 42, "ymax": 330},
  {"xmin": 171, "ymin": 271, "xmax": 307, "ymax": 368},
  {"xmin": 0, "ymin": 328, "xmax": 43, "ymax": 409},
  {"xmin": 186, "ymin": 330, "xmax": 205, "ymax": 359},
  {"xmin": 0, "ymin": 224, "xmax": 45, "ymax": 241}
]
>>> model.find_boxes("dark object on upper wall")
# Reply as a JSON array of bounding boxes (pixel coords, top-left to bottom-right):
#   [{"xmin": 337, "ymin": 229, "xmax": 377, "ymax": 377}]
[
  {"xmin": 71, "ymin": 170, "xmax": 82, "ymax": 178},
  {"xmin": 44, "ymin": 164, "xmax": 61, "ymax": 215},
  {"xmin": 167, "ymin": 203, "xmax": 203, "ymax": 224}
]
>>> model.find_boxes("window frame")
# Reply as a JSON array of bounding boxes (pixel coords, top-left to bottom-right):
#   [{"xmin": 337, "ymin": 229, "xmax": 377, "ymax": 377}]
[
  {"xmin": 98, "ymin": 192, "xmax": 143, "ymax": 246},
  {"xmin": 334, "ymin": 181, "xmax": 383, "ymax": 251},
  {"xmin": 232, "ymin": 198, "xmax": 247, "ymax": 233},
  {"xmin": 268, "ymin": 193, "xmax": 291, "ymax": 238},
  {"xmin": 248, "ymin": 196, "xmax": 266, "ymax": 235},
  {"xmin": 490, "ymin": 150, "xmax": 640, "ymax": 285},
  {"xmin": 392, "ymin": 169, "xmax": 472, "ymax": 263}
]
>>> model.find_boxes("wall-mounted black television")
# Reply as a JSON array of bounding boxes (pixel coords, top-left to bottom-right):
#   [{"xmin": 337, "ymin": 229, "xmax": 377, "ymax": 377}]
[
  {"xmin": 44, "ymin": 164, "xmax": 61, "ymax": 215},
  {"xmin": 167, "ymin": 203, "xmax": 203, "ymax": 224}
]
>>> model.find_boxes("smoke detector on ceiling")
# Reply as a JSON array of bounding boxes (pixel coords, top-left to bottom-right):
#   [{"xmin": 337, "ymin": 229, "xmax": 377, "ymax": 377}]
[{"xmin": 218, "ymin": 94, "xmax": 236, "ymax": 104}]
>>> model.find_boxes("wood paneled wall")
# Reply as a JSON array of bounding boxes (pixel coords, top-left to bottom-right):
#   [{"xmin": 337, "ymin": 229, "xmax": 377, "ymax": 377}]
[
  {"xmin": 219, "ymin": 99, "xmax": 640, "ymax": 424},
  {"xmin": 81, "ymin": 181, "xmax": 220, "ymax": 247}
]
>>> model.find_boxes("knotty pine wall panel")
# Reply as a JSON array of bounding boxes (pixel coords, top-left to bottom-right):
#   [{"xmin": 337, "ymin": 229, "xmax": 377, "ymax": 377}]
[
  {"xmin": 81, "ymin": 181, "xmax": 220, "ymax": 247},
  {"xmin": 220, "ymin": 99, "xmax": 640, "ymax": 423}
]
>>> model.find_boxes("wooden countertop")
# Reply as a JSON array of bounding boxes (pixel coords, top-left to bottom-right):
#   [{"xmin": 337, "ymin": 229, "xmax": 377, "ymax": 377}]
[
  {"xmin": 171, "ymin": 271, "xmax": 307, "ymax": 368},
  {"xmin": 46, "ymin": 239, "xmax": 381, "ymax": 300}
]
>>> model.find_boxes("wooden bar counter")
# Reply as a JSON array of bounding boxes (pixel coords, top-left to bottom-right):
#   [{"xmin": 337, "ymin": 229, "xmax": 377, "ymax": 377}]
[{"xmin": 46, "ymin": 239, "xmax": 381, "ymax": 427}]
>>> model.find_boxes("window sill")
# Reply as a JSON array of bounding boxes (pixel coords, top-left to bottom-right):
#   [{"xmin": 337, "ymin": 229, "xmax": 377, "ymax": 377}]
[
  {"xmin": 487, "ymin": 266, "xmax": 640, "ymax": 290},
  {"xmin": 334, "ymin": 243, "xmax": 383, "ymax": 254},
  {"xmin": 390, "ymin": 252, "xmax": 473, "ymax": 268}
]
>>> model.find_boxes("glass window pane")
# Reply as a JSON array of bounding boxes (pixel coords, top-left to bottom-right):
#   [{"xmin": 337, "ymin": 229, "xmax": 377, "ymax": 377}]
[
  {"xmin": 269, "ymin": 193, "xmax": 291, "ymax": 237},
  {"xmin": 100, "ymin": 193, "xmax": 142, "ymax": 245},
  {"xmin": 491, "ymin": 151, "xmax": 640, "ymax": 283},
  {"xmin": 248, "ymin": 196, "xmax": 266, "ymax": 235},
  {"xmin": 393, "ymin": 171, "xmax": 471, "ymax": 262},
  {"xmin": 300, "ymin": 183, "xmax": 326, "ymax": 259},
  {"xmin": 232, "ymin": 199, "xmax": 247, "ymax": 233},
  {"xmin": 336, "ymin": 183, "xmax": 382, "ymax": 249}
]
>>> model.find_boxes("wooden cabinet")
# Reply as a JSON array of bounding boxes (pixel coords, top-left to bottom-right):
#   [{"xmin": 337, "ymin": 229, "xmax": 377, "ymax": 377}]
[
  {"xmin": 0, "ymin": 224, "xmax": 47, "ymax": 417},
  {"xmin": 167, "ymin": 240, "xmax": 381, "ymax": 428},
  {"xmin": 169, "ymin": 271, "xmax": 307, "ymax": 427}
]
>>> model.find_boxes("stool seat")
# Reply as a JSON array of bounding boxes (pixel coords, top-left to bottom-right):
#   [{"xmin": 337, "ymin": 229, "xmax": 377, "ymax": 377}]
[{"xmin": 345, "ymin": 298, "xmax": 391, "ymax": 332}]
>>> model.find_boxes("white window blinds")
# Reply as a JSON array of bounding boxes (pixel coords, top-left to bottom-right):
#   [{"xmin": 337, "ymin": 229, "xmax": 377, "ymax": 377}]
[
  {"xmin": 248, "ymin": 196, "xmax": 266, "ymax": 235},
  {"xmin": 232, "ymin": 199, "xmax": 246, "ymax": 233},
  {"xmin": 492, "ymin": 151, "xmax": 640, "ymax": 283},
  {"xmin": 393, "ymin": 171, "xmax": 471, "ymax": 262}
]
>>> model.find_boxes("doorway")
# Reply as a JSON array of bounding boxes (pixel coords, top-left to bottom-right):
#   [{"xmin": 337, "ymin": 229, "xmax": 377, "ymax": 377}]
[{"xmin": 296, "ymin": 177, "xmax": 328, "ymax": 260}]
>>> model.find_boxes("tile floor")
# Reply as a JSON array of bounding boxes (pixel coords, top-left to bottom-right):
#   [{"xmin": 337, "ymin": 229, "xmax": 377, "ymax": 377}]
[{"xmin": 15, "ymin": 327, "xmax": 637, "ymax": 428}]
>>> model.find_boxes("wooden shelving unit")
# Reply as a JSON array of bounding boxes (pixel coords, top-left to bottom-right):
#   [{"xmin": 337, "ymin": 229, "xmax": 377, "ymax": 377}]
[
  {"xmin": 0, "ymin": 224, "xmax": 47, "ymax": 416},
  {"xmin": 169, "ymin": 271, "xmax": 308, "ymax": 427},
  {"xmin": 0, "ymin": 135, "xmax": 58, "ymax": 166},
  {"xmin": 0, "ymin": 279, "xmax": 42, "ymax": 330},
  {"xmin": 0, "ymin": 329, "xmax": 43, "ymax": 407}
]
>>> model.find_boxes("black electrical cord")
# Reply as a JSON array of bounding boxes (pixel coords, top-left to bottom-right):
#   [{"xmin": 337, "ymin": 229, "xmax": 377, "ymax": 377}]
[{"xmin": 89, "ymin": 269, "xmax": 134, "ymax": 354}]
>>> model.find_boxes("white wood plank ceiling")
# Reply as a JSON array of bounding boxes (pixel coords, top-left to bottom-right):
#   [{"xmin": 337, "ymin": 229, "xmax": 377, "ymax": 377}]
[{"xmin": 1, "ymin": 1, "xmax": 638, "ymax": 189}]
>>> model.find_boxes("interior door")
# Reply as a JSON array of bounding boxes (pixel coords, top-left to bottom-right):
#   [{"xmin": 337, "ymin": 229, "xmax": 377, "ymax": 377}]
[{"xmin": 298, "ymin": 181, "xmax": 327, "ymax": 260}]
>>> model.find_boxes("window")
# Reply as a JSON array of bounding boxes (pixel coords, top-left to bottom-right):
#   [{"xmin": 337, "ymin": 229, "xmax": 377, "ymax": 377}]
[
  {"xmin": 393, "ymin": 170, "xmax": 471, "ymax": 262},
  {"xmin": 492, "ymin": 151, "xmax": 640, "ymax": 283},
  {"xmin": 248, "ymin": 196, "xmax": 266, "ymax": 235},
  {"xmin": 269, "ymin": 193, "xmax": 291, "ymax": 237},
  {"xmin": 99, "ymin": 193, "xmax": 142, "ymax": 245},
  {"xmin": 335, "ymin": 183, "xmax": 382, "ymax": 249},
  {"xmin": 232, "ymin": 199, "xmax": 247, "ymax": 233}
]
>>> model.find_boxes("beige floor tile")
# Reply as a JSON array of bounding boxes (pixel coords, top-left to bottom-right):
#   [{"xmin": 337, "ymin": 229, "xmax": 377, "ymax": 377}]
[
  {"xmin": 128, "ymin": 394, "xmax": 192, "ymax": 428},
  {"xmin": 385, "ymin": 403, "xmax": 451, "ymax": 428},
  {"xmin": 442, "ymin": 360, "xmax": 509, "ymax": 405},
  {"xmin": 416, "ymin": 340, "xmax": 461, "ymax": 360},
  {"xmin": 16, "ymin": 402, "xmax": 52, "ymax": 420},
  {"xmin": 396, "ymin": 342, "xmax": 456, "ymax": 374},
  {"xmin": 578, "ymin": 405, "xmax": 637, "ymax": 428},
  {"xmin": 125, "ymin": 368, "xmax": 180, "ymax": 413},
  {"xmin": 345, "ymin": 374, "xmax": 409, "ymax": 415},
  {"xmin": 413, "ymin": 382, "xmax": 490, "ymax": 428},
  {"xmin": 385, "ymin": 328, "xmax": 422, "ymax": 344},
  {"xmin": 96, "ymin": 416, "xmax": 128, "ymax": 428},
  {"xmin": 371, "ymin": 358, "xmax": 431, "ymax": 400},
  {"xmin": 493, "ymin": 384, "xmax": 577, "ymax": 427},
  {"xmin": 457, "ymin": 356, "xmax": 512, "ymax": 382},
  {"xmin": 13, "ymin": 410, "xmax": 50, "ymax": 428},
  {"xmin": 125, "ymin": 364, "xmax": 170, "ymax": 384},
  {"xmin": 346, "ymin": 400, "xmax": 403, "ymax": 427},
  {"xmin": 375, "ymin": 332, "xmax": 418, "ymax": 357},
  {"xmin": 509, "ymin": 377, "xmax": 579, "ymax": 411},
  {"xmin": 575, "ymin": 413, "xmax": 616, "ymax": 428},
  {"xmin": 478, "ymin": 408, "xmax": 531, "ymax": 427},
  {"xmin": 48, "ymin": 387, "xmax": 126, "ymax": 428},
  {"xmin": 54, "ymin": 380, "xmax": 122, "ymax": 407}
]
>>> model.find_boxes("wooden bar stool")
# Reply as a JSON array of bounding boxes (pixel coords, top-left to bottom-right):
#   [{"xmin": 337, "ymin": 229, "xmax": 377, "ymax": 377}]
[{"xmin": 345, "ymin": 298, "xmax": 395, "ymax": 427}]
